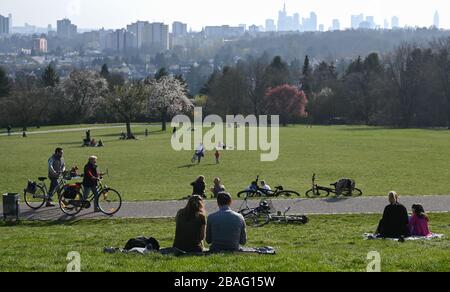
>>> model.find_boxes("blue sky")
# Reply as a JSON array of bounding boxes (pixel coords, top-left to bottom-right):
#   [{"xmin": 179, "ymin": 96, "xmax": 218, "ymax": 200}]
[{"xmin": 0, "ymin": 0, "xmax": 448, "ymax": 30}]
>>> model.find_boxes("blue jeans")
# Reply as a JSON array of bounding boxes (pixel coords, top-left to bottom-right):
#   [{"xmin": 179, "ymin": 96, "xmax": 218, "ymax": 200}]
[
  {"xmin": 48, "ymin": 178, "xmax": 59, "ymax": 200},
  {"xmin": 83, "ymin": 186, "xmax": 100, "ymax": 210}
]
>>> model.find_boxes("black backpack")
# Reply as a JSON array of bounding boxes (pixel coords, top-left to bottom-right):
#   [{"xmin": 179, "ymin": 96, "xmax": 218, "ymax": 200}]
[{"xmin": 124, "ymin": 237, "xmax": 160, "ymax": 251}]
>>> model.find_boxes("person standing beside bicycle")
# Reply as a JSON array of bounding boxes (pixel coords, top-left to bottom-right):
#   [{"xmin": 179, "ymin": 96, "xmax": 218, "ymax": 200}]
[
  {"xmin": 47, "ymin": 147, "xmax": 66, "ymax": 207},
  {"xmin": 83, "ymin": 156, "xmax": 101, "ymax": 213}
]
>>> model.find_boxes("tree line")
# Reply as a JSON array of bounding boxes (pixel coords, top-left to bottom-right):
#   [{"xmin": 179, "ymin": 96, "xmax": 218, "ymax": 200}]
[
  {"xmin": 1, "ymin": 37, "xmax": 450, "ymax": 131},
  {"xmin": 0, "ymin": 65, "xmax": 192, "ymax": 138},
  {"xmin": 202, "ymin": 37, "xmax": 450, "ymax": 128}
]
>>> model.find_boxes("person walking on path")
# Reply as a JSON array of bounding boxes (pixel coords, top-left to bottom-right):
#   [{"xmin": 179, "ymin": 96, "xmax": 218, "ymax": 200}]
[{"xmin": 47, "ymin": 147, "xmax": 66, "ymax": 207}]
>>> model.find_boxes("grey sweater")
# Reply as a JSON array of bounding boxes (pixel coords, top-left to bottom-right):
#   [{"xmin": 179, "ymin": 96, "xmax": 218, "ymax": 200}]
[{"xmin": 206, "ymin": 206, "xmax": 247, "ymax": 252}]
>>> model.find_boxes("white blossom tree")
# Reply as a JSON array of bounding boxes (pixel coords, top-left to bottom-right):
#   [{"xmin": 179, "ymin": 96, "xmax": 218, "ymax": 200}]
[{"xmin": 147, "ymin": 75, "xmax": 193, "ymax": 131}]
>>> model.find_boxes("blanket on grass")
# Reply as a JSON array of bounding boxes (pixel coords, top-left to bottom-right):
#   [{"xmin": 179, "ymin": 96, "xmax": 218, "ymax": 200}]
[
  {"xmin": 364, "ymin": 233, "xmax": 444, "ymax": 241},
  {"xmin": 104, "ymin": 246, "xmax": 276, "ymax": 256}
]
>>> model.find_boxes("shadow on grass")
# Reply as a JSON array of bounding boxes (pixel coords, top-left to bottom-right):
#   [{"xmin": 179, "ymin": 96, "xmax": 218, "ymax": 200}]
[{"xmin": 338, "ymin": 126, "xmax": 450, "ymax": 132}]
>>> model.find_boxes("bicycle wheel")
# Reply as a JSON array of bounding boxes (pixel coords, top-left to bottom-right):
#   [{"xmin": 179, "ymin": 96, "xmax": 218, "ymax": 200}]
[
  {"xmin": 24, "ymin": 185, "xmax": 46, "ymax": 209},
  {"xmin": 59, "ymin": 191, "xmax": 84, "ymax": 216},
  {"xmin": 350, "ymin": 188, "xmax": 363, "ymax": 197},
  {"xmin": 277, "ymin": 190, "xmax": 301, "ymax": 197},
  {"xmin": 98, "ymin": 188, "xmax": 122, "ymax": 216},
  {"xmin": 237, "ymin": 190, "xmax": 256, "ymax": 198},
  {"xmin": 306, "ymin": 188, "xmax": 330, "ymax": 198},
  {"xmin": 244, "ymin": 212, "xmax": 270, "ymax": 227}
]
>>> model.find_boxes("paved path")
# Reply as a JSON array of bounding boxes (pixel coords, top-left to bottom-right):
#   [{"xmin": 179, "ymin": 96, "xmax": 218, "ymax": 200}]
[{"xmin": 1, "ymin": 195, "xmax": 449, "ymax": 221}]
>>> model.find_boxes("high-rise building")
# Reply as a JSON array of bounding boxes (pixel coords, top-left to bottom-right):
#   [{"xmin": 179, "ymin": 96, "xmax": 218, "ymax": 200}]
[
  {"xmin": 319, "ymin": 24, "xmax": 325, "ymax": 32},
  {"xmin": 351, "ymin": 14, "xmax": 364, "ymax": 29},
  {"xmin": 309, "ymin": 12, "xmax": 318, "ymax": 31},
  {"xmin": 434, "ymin": 11, "xmax": 440, "ymax": 29},
  {"xmin": 172, "ymin": 21, "xmax": 187, "ymax": 37},
  {"xmin": 391, "ymin": 16, "xmax": 400, "ymax": 29},
  {"xmin": 332, "ymin": 19, "xmax": 341, "ymax": 31},
  {"xmin": 384, "ymin": 19, "xmax": 389, "ymax": 30},
  {"xmin": 0, "ymin": 14, "xmax": 10, "ymax": 35},
  {"xmin": 293, "ymin": 13, "xmax": 301, "ymax": 31},
  {"xmin": 265, "ymin": 19, "xmax": 276, "ymax": 32},
  {"xmin": 57, "ymin": 18, "xmax": 77, "ymax": 39},
  {"xmin": 8, "ymin": 13, "xmax": 12, "ymax": 31},
  {"xmin": 126, "ymin": 21, "xmax": 169, "ymax": 51},
  {"xmin": 277, "ymin": 3, "xmax": 288, "ymax": 31}
]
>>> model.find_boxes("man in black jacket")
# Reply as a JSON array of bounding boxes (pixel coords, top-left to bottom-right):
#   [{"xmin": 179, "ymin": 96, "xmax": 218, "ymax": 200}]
[{"xmin": 376, "ymin": 191, "xmax": 410, "ymax": 238}]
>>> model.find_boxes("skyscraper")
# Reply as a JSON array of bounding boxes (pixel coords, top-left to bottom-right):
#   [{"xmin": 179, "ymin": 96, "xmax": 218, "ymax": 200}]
[
  {"xmin": 277, "ymin": 3, "xmax": 288, "ymax": 31},
  {"xmin": 332, "ymin": 19, "xmax": 341, "ymax": 31},
  {"xmin": 265, "ymin": 19, "xmax": 276, "ymax": 32},
  {"xmin": 309, "ymin": 12, "xmax": 318, "ymax": 31},
  {"xmin": 391, "ymin": 16, "xmax": 400, "ymax": 29},
  {"xmin": 351, "ymin": 14, "xmax": 364, "ymax": 29},
  {"xmin": 434, "ymin": 11, "xmax": 440, "ymax": 29}
]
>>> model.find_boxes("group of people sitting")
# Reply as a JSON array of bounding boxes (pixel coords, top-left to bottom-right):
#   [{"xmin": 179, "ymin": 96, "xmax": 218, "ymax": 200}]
[
  {"xmin": 173, "ymin": 192, "xmax": 247, "ymax": 253},
  {"xmin": 190, "ymin": 176, "xmax": 226, "ymax": 199},
  {"xmin": 375, "ymin": 191, "xmax": 432, "ymax": 238}
]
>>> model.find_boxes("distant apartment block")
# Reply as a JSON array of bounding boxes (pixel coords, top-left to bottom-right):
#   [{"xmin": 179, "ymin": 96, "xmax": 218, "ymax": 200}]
[
  {"xmin": 0, "ymin": 14, "xmax": 11, "ymax": 35},
  {"xmin": 33, "ymin": 37, "xmax": 48, "ymax": 53},
  {"xmin": 57, "ymin": 18, "xmax": 77, "ymax": 39},
  {"xmin": 172, "ymin": 21, "xmax": 188, "ymax": 37},
  {"xmin": 332, "ymin": 19, "xmax": 341, "ymax": 31},
  {"xmin": 391, "ymin": 16, "xmax": 400, "ymax": 29},
  {"xmin": 126, "ymin": 21, "xmax": 169, "ymax": 51}
]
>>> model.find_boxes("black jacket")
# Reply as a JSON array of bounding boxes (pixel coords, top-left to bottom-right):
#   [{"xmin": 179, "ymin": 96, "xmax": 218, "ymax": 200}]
[
  {"xmin": 191, "ymin": 180, "xmax": 206, "ymax": 196},
  {"xmin": 83, "ymin": 163, "xmax": 98, "ymax": 188},
  {"xmin": 378, "ymin": 203, "xmax": 410, "ymax": 238}
]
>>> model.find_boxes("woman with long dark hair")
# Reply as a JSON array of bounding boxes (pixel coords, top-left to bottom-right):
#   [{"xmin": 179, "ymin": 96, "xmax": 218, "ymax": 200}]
[
  {"xmin": 409, "ymin": 204, "xmax": 432, "ymax": 237},
  {"xmin": 173, "ymin": 195, "xmax": 207, "ymax": 252}
]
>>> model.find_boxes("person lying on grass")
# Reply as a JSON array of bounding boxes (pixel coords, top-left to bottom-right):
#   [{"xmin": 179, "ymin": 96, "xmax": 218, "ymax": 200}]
[
  {"xmin": 409, "ymin": 204, "xmax": 432, "ymax": 237},
  {"xmin": 376, "ymin": 191, "xmax": 410, "ymax": 239},
  {"xmin": 206, "ymin": 192, "xmax": 247, "ymax": 252},
  {"xmin": 173, "ymin": 195, "xmax": 207, "ymax": 253}
]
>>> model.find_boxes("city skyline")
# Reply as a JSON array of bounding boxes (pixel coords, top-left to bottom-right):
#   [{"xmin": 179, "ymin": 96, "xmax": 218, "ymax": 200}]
[{"xmin": 0, "ymin": 0, "xmax": 448, "ymax": 31}]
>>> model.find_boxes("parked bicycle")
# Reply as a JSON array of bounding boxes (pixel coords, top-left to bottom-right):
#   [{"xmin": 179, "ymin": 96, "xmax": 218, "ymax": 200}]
[
  {"xmin": 23, "ymin": 171, "xmax": 74, "ymax": 210},
  {"xmin": 238, "ymin": 198, "xmax": 308, "ymax": 227},
  {"xmin": 59, "ymin": 172, "xmax": 122, "ymax": 217},
  {"xmin": 237, "ymin": 176, "xmax": 301, "ymax": 198},
  {"xmin": 305, "ymin": 174, "xmax": 362, "ymax": 198}
]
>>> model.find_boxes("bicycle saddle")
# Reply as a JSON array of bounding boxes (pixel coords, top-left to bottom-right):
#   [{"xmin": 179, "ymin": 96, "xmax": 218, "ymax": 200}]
[{"xmin": 38, "ymin": 177, "xmax": 47, "ymax": 181}]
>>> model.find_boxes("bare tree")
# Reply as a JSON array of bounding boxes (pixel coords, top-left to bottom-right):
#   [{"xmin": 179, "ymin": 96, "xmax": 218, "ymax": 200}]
[
  {"xmin": 106, "ymin": 81, "xmax": 148, "ymax": 139},
  {"xmin": 432, "ymin": 37, "xmax": 450, "ymax": 129},
  {"xmin": 62, "ymin": 70, "xmax": 108, "ymax": 123}
]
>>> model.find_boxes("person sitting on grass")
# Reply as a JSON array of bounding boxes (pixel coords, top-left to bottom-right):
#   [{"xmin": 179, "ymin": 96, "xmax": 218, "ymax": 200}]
[
  {"xmin": 191, "ymin": 175, "xmax": 207, "ymax": 199},
  {"xmin": 376, "ymin": 191, "xmax": 410, "ymax": 239},
  {"xmin": 211, "ymin": 177, "xmax": 226, "ymax": 199},
  {"xmin": 206, "ymin": 192, "xmax": 247, "ymax": 252},
  {"xmin": 260, "ymin": 180, "xmax": 272, "ymax": 195},
  {"xmin": 173, "ymin": 195, "xmax": 207, "ymax": 253},
  {"xmin": 409, "ymin": 204, "xmax": 432, "ymax": 237}
]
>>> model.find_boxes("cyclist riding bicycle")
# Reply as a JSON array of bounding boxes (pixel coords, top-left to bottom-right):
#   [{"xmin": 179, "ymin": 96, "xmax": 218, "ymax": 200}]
[
  {"xmin": 83, "ymin": 156, "xmax": 101, "ymax": 212},
  {"xmin": 47, "ymin": 147, "xmax": 65, "ymax": 207}
]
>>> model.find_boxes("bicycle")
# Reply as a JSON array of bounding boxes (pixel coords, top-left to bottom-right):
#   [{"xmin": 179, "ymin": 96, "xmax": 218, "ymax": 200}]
[
  {"xmin": 305, "ymin": 174, "xmax": 363, "ymax": 198},
  {"xmin": 236, "ymin": 176, "xmax": 301, "ymax": 198},
  {"xmin": 238, "ymin": 198, "xmax": 308, "ymax": 227},
  {"xmin": 59, "ymin": 173, "xmax": 122, "ymax": 217},
  {"xmin": 23, "ymin": 172, "xmax": 74, "ymax": 210}
]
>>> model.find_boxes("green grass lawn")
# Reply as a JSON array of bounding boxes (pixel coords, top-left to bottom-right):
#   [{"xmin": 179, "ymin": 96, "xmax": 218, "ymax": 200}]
[
  {"xmin": 1, "ymin": 124, "xmax": 450, "ymax": 201},
  {"xmin": 0, "ymin": 213, "xmax": 449, "ymax": 272}
]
